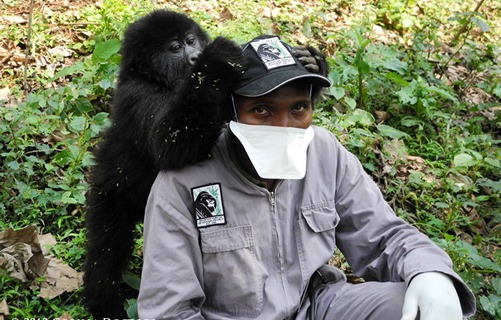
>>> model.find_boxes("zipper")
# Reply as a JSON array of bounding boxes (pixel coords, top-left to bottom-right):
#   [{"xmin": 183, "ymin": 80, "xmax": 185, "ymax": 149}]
[{"xmin": 269, "ymin": 191, "xmax": 276, "ymax": 208}]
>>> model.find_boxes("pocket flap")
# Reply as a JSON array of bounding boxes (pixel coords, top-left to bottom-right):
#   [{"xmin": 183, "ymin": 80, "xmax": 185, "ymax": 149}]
[
  {"xmin": 201, "ymin": 225, "xmax": 253, "ymax": 253},
  {"xmin": 301, "ymin": 201, "xmax": 339, "ymax": 232}
]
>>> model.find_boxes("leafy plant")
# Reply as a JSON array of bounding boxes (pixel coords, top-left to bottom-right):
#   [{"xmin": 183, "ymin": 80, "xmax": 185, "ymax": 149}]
[{"xmin": 0, "ymin": 0, "xmax": 499, "ymax": 318}]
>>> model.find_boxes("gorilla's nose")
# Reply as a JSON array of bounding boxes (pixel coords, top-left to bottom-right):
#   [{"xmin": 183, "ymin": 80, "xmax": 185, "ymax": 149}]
[{"xmin": 188, "ymin": 51, "xmax": 201, "ymax": 66}]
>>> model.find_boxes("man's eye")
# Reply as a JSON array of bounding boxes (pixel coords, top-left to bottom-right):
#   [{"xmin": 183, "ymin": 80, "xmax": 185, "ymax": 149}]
[
  {"xmin": 292, "ymin": 104, "xmax": 308, "ymax": 113},
  {"xmin": 253, "ymin": 107, "xmax": 270, "ymax": 115}
]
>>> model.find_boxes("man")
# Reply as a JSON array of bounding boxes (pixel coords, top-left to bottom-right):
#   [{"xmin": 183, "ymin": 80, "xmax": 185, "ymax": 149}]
[{"xmin": 138, "ymin": 35, "xmax": 476, "ymax": 319}]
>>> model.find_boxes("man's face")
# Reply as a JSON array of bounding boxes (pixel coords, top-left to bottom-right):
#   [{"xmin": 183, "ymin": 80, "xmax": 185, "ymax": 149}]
[{"xmin": 234, "ymin": 81, "xmax": 313, "ymax": 129}]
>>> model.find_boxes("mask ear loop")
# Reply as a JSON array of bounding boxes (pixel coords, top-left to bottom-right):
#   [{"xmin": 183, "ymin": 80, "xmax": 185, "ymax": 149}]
[
  {"xmin": 231, "ymin": 43, "xmax": 250, "ymax": 123},
  {"xmin": 309, "ymin": 83, "xmax": 313, "ymax": 99},
  {"xmin": 231, "ymin": 93, "xmax": 239, "ymax": 122}
]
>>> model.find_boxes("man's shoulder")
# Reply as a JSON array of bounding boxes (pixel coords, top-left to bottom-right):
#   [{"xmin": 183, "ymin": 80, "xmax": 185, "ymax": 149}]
[{"xmin": 311, "ymin": 125, "xmax": 339, "ymax": 145}]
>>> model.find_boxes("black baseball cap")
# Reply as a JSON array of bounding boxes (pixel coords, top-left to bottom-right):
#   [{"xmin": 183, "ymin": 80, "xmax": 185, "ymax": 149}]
[{"xmin": 233, "ymin": 35, "xmax": 331, "ymax": 97}]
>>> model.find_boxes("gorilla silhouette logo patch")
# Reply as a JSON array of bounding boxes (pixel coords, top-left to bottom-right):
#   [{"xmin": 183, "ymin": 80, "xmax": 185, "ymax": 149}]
[
  {"xmin": 192, "ymin": 183, "xmax": 226, "ymax": 228},
  {"xmin": 250, "ymin": 36, "xmax": 296, "ymax": 70}
]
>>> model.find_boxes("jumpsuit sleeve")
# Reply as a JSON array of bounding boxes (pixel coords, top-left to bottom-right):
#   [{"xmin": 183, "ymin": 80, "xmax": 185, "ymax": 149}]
[
  {"xmin": 138, "ymin": 171, "xmax": 206, "ymax": 319},
  {"xmin": 330, "ymin": 137, "xmax": 476, "ymax": 317}
]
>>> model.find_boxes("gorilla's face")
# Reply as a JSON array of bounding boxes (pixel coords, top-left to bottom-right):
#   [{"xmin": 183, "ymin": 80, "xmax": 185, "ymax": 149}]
[
  {"xmin": 166, "ymin": 32, "xmax": 204, "ymax": 66},
  {"xmin": 194, "ymin": 191, "xmax": 218, "ymax": 219}
]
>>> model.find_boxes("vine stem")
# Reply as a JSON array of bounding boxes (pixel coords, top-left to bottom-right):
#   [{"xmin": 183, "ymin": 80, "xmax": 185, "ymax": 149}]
[
  {"xmin": 448, "ymin": 0, "xmax": 486, "ymax": 46},
  {"xmin": 23, "ymin": 0, "xmax": 35, "ymax": 96}
]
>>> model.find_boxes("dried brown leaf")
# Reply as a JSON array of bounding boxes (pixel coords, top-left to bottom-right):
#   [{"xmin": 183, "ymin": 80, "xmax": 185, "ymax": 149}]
[
  {"xmin": 38, "ymin": 233, "xmax": 57, "ymax": 255},
  {"xmin": 38, "ymin": 258, "xmax": 83, "ymax": 300},
  {"xmin": 1, "ymin": 15, "xmax": 27, "ymax": 24},
  {"xmin": 0, "ymin": 299, "xmax": 9, "ymax": 316},
  {"xmin": 0, "ymin": 226, "xmax": 50, "ymax": 281},
  {"xmin": 58, "ymin": 313, "xmax": 73, "ymax": 320},
  {"xmin": 374, "ymin": 110, "xmax": 390, "ymax": 123},
  {"xmin": 0, "ymin": 87, "xmax": 10, "ymax": 101},
  {"xmin": 219, "ymin": 7, "xmax": 234, "ymax": 21}
]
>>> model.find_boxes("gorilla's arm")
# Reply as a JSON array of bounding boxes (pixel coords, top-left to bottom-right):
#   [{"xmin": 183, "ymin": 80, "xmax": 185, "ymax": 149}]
[{"xmin": 148, "ymin": 37, "xmax": 244, "ymax": 170}]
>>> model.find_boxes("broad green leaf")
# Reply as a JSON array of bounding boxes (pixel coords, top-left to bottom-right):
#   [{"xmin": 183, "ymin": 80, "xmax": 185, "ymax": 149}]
[
  {"xmin": 330, "ymin": 87, "xmax": 345, "ymax": 100},
  {"xmin": 400, "ymin": 116, "xmax": 424, "ymax": 129},
  {"xmin": 125, "ymin": 299, "xmax": 139, "ymax": 318},
  {"xmin": 344, "ymin": 97, "xmax": 356, "ymax": 109},
  {"xmin": 376, "ymin": 124, "xmax": 409, "ymax": 139},
  {"xmin": 352, "ymin": 109, "xmax": 375, "ymax": 126},
  {"xmin": 92, "ymin": 39, "xmax": 121, "ymax": 63},
  {"xmin": 123, "ymin": 271, "xmax": 141, "ymax": 290},
  {"xmin": 427, "ymin": 85, "xmax": 459, "ymax": 104},
  {"xmin": 493, "ymin": 83, "xmax": 501, "ymax": 98},
  {"xmin": 471, "ymin": 16, "xmax": 490, "ymax": 32},
  {"xmin": 69, "ymin": 116, "xmax": 87, "ymax": 133},
  {"xmin": 453, "ymin": 153, "xmax": 476, "ymax": 167},
  {"xmin": 493, "ymin": 277, "xmax": 501, "ymax": 295},
  {"xmin": 476, "ymin": 195, "xmax": 490, "ymax": 202},
  {"xmin": 479, "ymin": 295, "xmax": 499, "ymax": 316},
  {"xmin": 396, "ymin": 81, "xmax": 418, "ymax": 105},
  {"xmin": 7, "ymin": 161, "xmax": 20, "ymax": 170},
  {"xmin": 484, "ymin": 157, "xmax": 500, "ymax": 168},
  {"xmin": 386, "ymin": 72, "xmax": 409, "ymax": 86}
]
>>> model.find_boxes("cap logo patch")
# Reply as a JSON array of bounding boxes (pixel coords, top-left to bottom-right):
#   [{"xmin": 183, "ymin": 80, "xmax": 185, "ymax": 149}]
[
  {"xmin": 192, "ymin": 183, "xmax": 226, "ymax": 228},
  {"xmin": 250, "ymin": 37, "xmax": 296, "ymax": 70}
]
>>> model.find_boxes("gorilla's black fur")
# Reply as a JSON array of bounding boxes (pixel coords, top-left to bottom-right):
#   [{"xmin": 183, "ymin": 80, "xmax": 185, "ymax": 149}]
[{"xmin": 82, "ymin": 10, "xmax": 245, "ymax": 318}]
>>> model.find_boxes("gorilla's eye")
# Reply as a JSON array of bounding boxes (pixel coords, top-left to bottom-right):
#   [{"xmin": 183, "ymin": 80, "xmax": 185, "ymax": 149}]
[
  {"xmin": 186, "ymin": 36, "xmax": 196, "ymax": 46},
  {"xmin": 170, "ymin": 44, "xmax": 183, "ymax": 53}
]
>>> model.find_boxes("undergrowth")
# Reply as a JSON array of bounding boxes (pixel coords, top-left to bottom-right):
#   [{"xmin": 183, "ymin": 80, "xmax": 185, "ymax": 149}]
[{"xmin": 0, "ymin": 0, "xmax": 499, "ymax": 318}]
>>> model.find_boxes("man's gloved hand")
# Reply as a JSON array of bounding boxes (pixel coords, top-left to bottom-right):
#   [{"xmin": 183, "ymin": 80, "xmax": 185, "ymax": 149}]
[{"xmin": 401, "ymin": 272, "xmax": 462, "ymax": 320}]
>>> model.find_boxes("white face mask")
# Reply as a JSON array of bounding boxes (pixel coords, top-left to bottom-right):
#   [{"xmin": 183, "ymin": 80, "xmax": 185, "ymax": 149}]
[{"xmin": 229, "ymin": 121, "xmax": 315, "ymax": 180}]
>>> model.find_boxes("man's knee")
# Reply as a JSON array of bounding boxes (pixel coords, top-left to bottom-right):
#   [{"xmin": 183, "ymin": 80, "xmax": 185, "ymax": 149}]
[{"xmin": 313, "ymin": 281, "xmax": 407, "ymax": 320}]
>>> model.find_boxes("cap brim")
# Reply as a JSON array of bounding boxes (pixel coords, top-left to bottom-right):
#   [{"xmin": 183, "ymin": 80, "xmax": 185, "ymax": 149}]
[{"xmin": 234, "ymin": 69, "xmax": 331, "ymax": 97}]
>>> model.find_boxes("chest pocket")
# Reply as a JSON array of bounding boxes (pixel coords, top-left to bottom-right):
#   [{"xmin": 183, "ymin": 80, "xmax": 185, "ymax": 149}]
[
  {"xmin": 200, "ymin": 225, "xmax": 264, "ymax": 317},
  {"xmin": 296, "ymin": 200, "xmax": 340, "ymax": 283}
]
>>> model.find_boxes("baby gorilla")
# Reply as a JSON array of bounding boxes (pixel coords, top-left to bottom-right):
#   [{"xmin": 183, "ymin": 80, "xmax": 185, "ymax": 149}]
[
  {"xmin": 83, "ymin": 10, "xmax": 245, "ymax": 318},
  {"xmin": 83, "ymin": 9, "xmax": 330, "ymax": 319}
]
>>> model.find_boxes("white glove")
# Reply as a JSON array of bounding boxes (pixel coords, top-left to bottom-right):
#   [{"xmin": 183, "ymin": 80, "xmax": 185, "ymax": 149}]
[{"xmin": 401, "ymin": 272, "xmax": 462, "ymax": 320}]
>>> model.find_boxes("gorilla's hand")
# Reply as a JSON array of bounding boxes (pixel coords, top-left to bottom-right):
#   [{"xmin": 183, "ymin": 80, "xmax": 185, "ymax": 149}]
[
  {"xmin": 292, "ymin": 46, "xmax": 329, "ymax": 77},
  {"xmin": 193, "ymin": 36, "xmax": 245, "ymax": 89}
]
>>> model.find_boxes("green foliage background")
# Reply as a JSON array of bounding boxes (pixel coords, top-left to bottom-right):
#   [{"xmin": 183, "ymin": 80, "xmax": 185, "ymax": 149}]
[{"xmin": 0, "ymin": 0, "xmax": 499, "ymax": 318}]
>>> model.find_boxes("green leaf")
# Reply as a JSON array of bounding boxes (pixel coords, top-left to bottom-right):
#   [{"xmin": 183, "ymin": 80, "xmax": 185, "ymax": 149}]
[
  {"xmin": 7, "ymin": 161, "xmax": 20, "ymax": 170},
  {"xmin": 376, "ymin": 124, "xmax": 409, "ymax": 139},
  {"xmin": 493, "ymin": 277, "xmax": 501, "ymax": 295},
  {"xmin": 427, "ymin": 85, "xmax": 458, "ymax": 104},
  {"xmin": 484, "ymin": 157, "xmax": 500, "ymax": 168},
  {"xmin": 53, "ymin": 62, "xmax": 83, "ymax": 79},
  {"xmin": 125, "ymin": 299, "xmax": 139, "ymax": 318},
  {"xmin": 68, "ymin": 116, "xmax": 87, "ymax": 133},
  {"xmin": 479, "ymin": 295, "xmax": 499, "ymax": 316},
  {"xmin": 352, "ymin": 109, "xmax": 375, "ymax": 126},
  {"xmin": 61, "ymin": 191, "xmax": 78, "ymax": 204},
  {"xmin": 453, "ymin": 153, "xmax": 475, "ymax": 167},
  {"xmin": 344, "ymin": 97, "xmax": 357, "ymax": 109},
  {"xmin": 386, "ymin": 72, "xmax": 409, "ymax": 86},
  {"xmin": 476, "ymin": 195, "xmax": 490, "ymax": 202},
  {"xmin": 471, "ymin": 16, "xmax": 490, "ymax": 32},
  {"xmin": 493, "ymin": 83, "xmax": 501, "ymax": 98},
  {"xmin": 92, "ymin": 39, "xmax": 121, "ymax": 63},
  {"xmin": 123, "ymin": 271, "xmax": 141, "ymax": 290},
  {"xmin": 330, "ymin": 87, "xmax": 345, "ymax": 100},
  {"xmin": 396, "ymin": 81, "xmax": 418, "ymax": 105},
  {"xmin": 400, "ymin": 116, "xmax": 424, "ymax": 129},
  {"xmin": 93, "ymin": 112, "xmax": 109, "ymax": 124}
]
